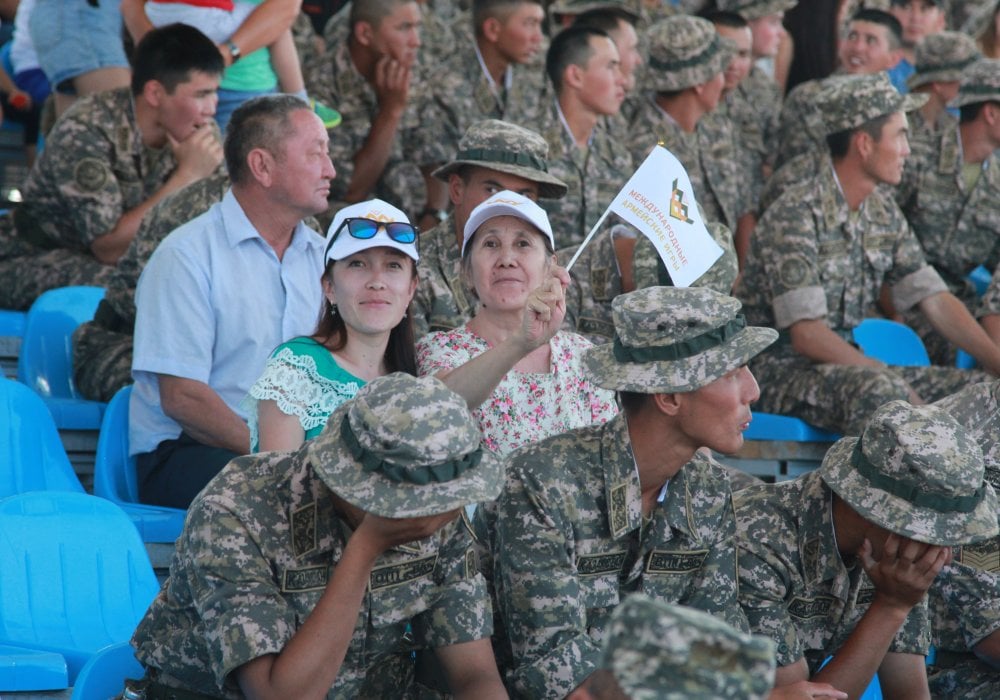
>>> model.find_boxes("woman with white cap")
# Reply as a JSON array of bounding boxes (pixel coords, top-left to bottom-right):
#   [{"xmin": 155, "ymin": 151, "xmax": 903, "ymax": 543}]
[
  {"xmin": 245, "ymin": 198, "xmax": 419, "ymax": 452},
  {"xmin": 417, "ymin": 190, "xmax": 616, "ymax": 456}
]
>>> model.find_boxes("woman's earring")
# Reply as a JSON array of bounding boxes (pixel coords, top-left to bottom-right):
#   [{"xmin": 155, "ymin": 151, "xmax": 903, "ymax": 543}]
[{"xmin": 328, "ymin": 300, "xmax": 338, "ymax": 316}]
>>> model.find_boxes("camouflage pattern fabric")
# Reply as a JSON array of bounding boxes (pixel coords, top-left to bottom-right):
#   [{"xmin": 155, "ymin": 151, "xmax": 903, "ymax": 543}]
[
  {"xmin": 643, "ymin": 16, "xmax": 734, "ymax": 93},
  {"xmin": 950, "ymin": 57, "xmax": 1000, "ymax": 109},
  {"xmin": 412, "ymin": 215, "xmax": 474, "ymax": 339},
  {"xmin": 411, "ymin": 34, "xmax": 549, "ymax": 172},
  {"xmin": 735, "ymin": 152, "xmax": 989, "ymax": 435},
  {"xmin": 131, "ymin": 447, "xmax": 492, "ymax": 699},
  {"xmin": 927, "ymin": 563, "xmax": 1000, "ymax": 699},
  {"xmin": 558, "ymin": 228, "xmax": 625, "ymax": 343},
  {"xmin": 601, "ymin": 593, "xmax": 776, "ymax": 700},
  {"xmin": 303, "ymin": 41, "xmax": 427, "ymax": 222},
  {"xmin": 627, "ymin": 96, "xmax": 743, "ymax": 229},
  {"xmin": 0, "ymin": 88, "xmax": 185, "ymax": 309},
  {"xmin": 539, "ymin": 101, "xmax": 635, "ymax": 249},
  {"xmin": 904, "ymin": 106, "xmax": 958, "ymax": 150},
  {"xmin": 906, "ymin": 31, "xmax": 979, "ymax": 91},
  {"xmin": 736, "ymin": 471, "xmax": 932, "ymax": 670},
  {"xmin": 308, "ymin": 374, "xmax": 503, "ymax": 518},
  {"xmin": 73, "ymin": 172, "xmax": 230, "ymax": 401},
  {"xmin": 774, "ymin": 77, "xmax": 830, "ymax": 171},
  {"xmin": 494, "ymin": 412, "xmax": 749, "ymax": 699},
  {"xmin": 321, "ymin": 0, "xmax": 457, "ymax": 66},
  {"xmin": 819, "ymin": 73, "xmax": 928, "ymax": 135},
  {"xmin": 817, "ymin": 400, "xmax": 998, "ymax": 547},
  {"xmin": 582, "ymin": 286, "xmax": 776, "ymax": 394},
  {"xmin": 716, "ymin": 0, "xmax": 797, "ymax": 19}
]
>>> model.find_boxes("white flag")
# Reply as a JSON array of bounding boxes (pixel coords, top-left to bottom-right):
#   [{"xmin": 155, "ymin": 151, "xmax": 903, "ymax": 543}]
[{"xmin": 607, "ymin": 145, "xmax": 722, "ymax": 287}]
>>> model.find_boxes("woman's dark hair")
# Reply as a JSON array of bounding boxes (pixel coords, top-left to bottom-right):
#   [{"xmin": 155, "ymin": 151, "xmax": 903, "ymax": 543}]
[{"xmin": 312, "ymin": 260, "xmax": 419, "ymax": 376}]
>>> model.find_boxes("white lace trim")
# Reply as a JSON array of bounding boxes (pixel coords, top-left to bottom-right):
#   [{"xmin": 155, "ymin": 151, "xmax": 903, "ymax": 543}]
[{"xmin": 243, "ymin": 346, "xmax": 361, "ymax": 449}]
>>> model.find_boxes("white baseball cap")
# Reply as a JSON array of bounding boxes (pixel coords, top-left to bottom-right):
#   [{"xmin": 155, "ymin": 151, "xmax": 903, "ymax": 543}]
[
  {"xmin": 461, "ymin": 190, "xmax": 555, "ymax": 256},
  {"xmin": 324, "ymin": 199, "xmax": 419, "ymax": 265}
]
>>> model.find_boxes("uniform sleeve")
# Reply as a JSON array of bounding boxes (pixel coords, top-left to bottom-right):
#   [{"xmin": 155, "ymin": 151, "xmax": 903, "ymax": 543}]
[
  {"xmin": 885, "ymin": 212, "xmax": 947, "ymax": 312},
  {"xmin": 411, "ymin": 518, "xmax": 493, "ymax": 649},
  {"xmin": 976, "ymin": 262, "xmax": 1000, "ymax": 318},
  {"xmin": 757, "ymin": 196, "xmax": 828, "ymax": 330},
  {"xmin": 495, "ymin": 457, "xmax": 601, "ymax": 699}
]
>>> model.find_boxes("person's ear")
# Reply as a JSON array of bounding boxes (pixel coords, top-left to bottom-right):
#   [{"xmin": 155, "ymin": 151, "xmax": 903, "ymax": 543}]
[
  {"xmin": 481, "ymin": 16, "xmax": 503, "ymax": 43},
  {"xmin": 652, "ymin": 391, "xmax": 682, "ymax": 416},
  {"xmin": 354, "ymin": 20, "xmax": 375, "ymax": 47},
  {"xmin": 142, "ymin": 79, "xmax": 166, "ymax": 108},
  {"xmin": 246, "ymin": 148, "xmax": 277, "ymax": 187}
]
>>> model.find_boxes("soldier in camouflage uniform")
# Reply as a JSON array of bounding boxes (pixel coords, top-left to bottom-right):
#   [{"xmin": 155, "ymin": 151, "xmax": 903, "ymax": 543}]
[
  {"xmin": 627, "ymin": 16, "xmax": 743, "ymax": 233},
  {"xmin": 737, "ymin": 73, "xmax": 1000, "ymax": 437},
  {"xmin": 303, "ymin": 0, "xmax": 427, "ymax": 224},
  {"xmin": 413, "ymin": 119, "xmax": 568, "ymax": 337},
  {"xmin": 130, "ymin": 374, "xmax": 507, "ymax": 699},
  {"xmin": 903, "ymin": 31, "xmax": 978, "ymax": 144},
  {"xmin": 494, "ymin": 285, "xmax": 779, "ymax": 698},
  {"xmin": 321, "ymin": 0, "xmax": 458, "ymax": 66},
  {"xmin": 0, "ymin": 24, "xmax": 225, "ymax": 310},
  {"xmin": 737, "ymin": 400, "xmax": 999, "ymax": 698},
  {"xmin": 896, "ymin": 59, "xmax": 1000, "ymax": 364},
  {"xmin": 531, "ymin": 25, "xmax": 633, "ymax": 249},
  {"xmin": 774, "ymin": 9, "xmax": 903, "ymax": 170},
  {"xmin": 72, "ymin": 172, "xmax": 230, "ymax": 402},
  {"xmin": 568, "ymin": 593, "xmax": 780, "ymax": 700}
]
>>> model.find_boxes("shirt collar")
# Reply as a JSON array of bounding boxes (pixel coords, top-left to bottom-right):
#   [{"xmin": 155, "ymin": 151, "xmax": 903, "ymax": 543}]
[{"xmin": 221, "ymin": 188, "xmax": 324, "ymax": 253}]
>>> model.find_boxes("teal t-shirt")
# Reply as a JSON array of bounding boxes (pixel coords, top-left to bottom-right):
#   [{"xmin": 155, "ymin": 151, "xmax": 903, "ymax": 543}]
[{"xmin": 220, "ymin": 0, "xmax": 278, "ymax": 92}]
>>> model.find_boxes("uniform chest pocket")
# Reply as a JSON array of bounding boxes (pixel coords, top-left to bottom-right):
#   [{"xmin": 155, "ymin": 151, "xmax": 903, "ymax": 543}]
[
  {"xmin": 863, "ymin": 239, "xmax": 894, "ymax": 274},
  {"xmin": 575, "ymin": 549, "xmax": 626, "ymax": 611},
  {"xmin": 816, "ymin": 240, "xmax": 848, "ymax": 282},
  {"xmin": 368, "ymin": 553, "xmax": 439, "ymax": 628},
  {"xmin": 640, "ymin": 549, "xmax": 709, "ymax": 600}
]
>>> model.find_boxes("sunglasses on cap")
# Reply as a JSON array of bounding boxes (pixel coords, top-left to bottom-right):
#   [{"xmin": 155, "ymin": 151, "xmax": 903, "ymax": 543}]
[{"xmin": 326, "ymin": 216, "xmax": 419, "ymax": 252}]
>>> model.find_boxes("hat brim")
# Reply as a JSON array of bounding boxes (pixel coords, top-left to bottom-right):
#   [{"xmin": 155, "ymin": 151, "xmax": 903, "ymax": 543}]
[
  {"xmin": 549, "ymin": 0, "xmax": 640, "ymax": 20},
  {"xmin": 950, "ymin": 89, "xmax": 1000, "ymax": 109},
  {"xmin": 650, "ymin": 40, "xmax": 735, "ymax": 93},
  {"xmin": 308, "ymin": 404, "xmax": 504, "ymax": 518},
  {"xmin": 906, "ymin": 68, "xmax": 964, "ymax": 91},
  {"xmin": 738, "ymin": 0, "xmax": 797, "ymax": 20},
  {"xmin": 828, "ymin": 91, "xmax": 929, "ymax": 134},
  {"xmin": 819, "ymin": 437, "xmax": 1000, "ymax": 546},
  {"xmin": 583, "ymin": 325, "xmax": 778, "ymax": 393},
  {"xmin": 432, "ymin": 161, "xmax": 569, "ymax": 200}
]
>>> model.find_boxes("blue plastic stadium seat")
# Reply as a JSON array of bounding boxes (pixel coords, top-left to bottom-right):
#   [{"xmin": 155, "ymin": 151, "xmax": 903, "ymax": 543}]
[
  {"xmin": 0, "ymin": 377, "xmax": 86, "ymax": 497},
  {"xmin": 16, "ymin": 286, "xmax": 107, "ymax": 429},
  {"xmin": 95, "ymin": 385, "xmax": 186, "ymax": 543},
  {"xmin": 70, "ymin": 642, "xmax": 143, "ymax": 700},
  {"xmin": 744, "ymin": 412, "xmax": 839, "ymax": 442},
  {"xmin": 956, "ymin": 349, "xmax": 976, "ymax": 370},
  {"xmin": 0, "ymin": 491, "xmax": 160, "ymax": 684},
  {"xmin": 852, "ymin": 318, "xmax": 930, "ymax": 367},
  {"xmin": 0, "ymin": 644, "xmax": 68, "ymax": 692},
  {"xmin": 0, "ymin": 308, "xmax": 25, "ymax": 378},
  {"xmin": 967, "ymin": 265, "xmax": 991, "ymax": 298}
]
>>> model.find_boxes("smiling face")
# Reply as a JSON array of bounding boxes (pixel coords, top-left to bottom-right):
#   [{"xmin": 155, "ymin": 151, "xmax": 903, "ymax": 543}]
[
  {"xmin": 270, "ymin": 110, "xmax": 337, "ymax": 217},
  {"xmin": 325, "ymin": 246, "xmax": 418, "ymax": 338},
  {"xmin": 465, "ymin": 215, "xmax": 552, "ymax": 311},
  {"xmin": 839, "ymin": 20, "xmax": 901, "ymax": 74},
  {"xmin": 674, "ymin": 365, "xmax": 761, "ymax": 455}
]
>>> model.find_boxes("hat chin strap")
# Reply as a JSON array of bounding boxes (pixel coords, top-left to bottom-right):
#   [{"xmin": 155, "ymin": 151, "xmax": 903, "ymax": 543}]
[
  {"xmin": 612, "ymin": 314, "xmax": 746, "ymax": 363},
  {"xmin": 849, "ymin": 441, "xmax": 984, "ymax": 514},
  {"xmin": 340, "ymin": 414, "xmax": 483, "ymax": 486}
]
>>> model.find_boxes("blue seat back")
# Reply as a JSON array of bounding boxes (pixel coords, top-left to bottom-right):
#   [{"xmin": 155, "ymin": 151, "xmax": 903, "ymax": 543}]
[
  {"xmin": 0, "ymin": 377, "xmax": 84, "ymax": 497},
  {"xmin": 94, "ymin": 385, "xmax": 138, "ymax": 504},
  {"xmin": 0, "ymin": 492, "xmax": 159, "ymax": 683},
  {"xmin": 16, "ymin": 286, "xmax": 105, "ymax": 398},
  {"xmin": 69, "ymin": 642, "xmax": 143, "ymax": 700},
  {"xmin": 853, "ymin": 318, "xmax": 930, "ymax": 367}
]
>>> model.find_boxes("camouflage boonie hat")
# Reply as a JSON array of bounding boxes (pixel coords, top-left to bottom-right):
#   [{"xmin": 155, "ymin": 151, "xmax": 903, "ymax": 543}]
[
  {"xmin": 820, "ymin": 73, "xmax": 928, "ymax": 134},
  {"xmin": 950, "ymin": 58, "xmax": 1000, "ymax": 109},
  {"xmin": 583, "ymin": 286, "xmax": 778, "ymax": 393},
  {"xmin": 603, "ymin": 594, "xmax": 776, "ymax": 700},
  {"xmin": 432, "ymin": 119, "xmax": 568, "ymax": 199},
  {"xmin": 716, "ymin": 0, "xmax": 797, "ymax": 20},
  {"xmin": 308, "ymin": 373, "xmax": 503, "ymax": 518},
  {"xmin": 820, "ymin": 401, "xmax": 999, "ymax": 546},
  {"xmin": 907, "ymin": 32, "xmax": 979, "ymax": 90},
  {"xmin": 646, "ymin": 15, "xmax": 735, "ymax": 93},
  {"xmin": 549, "ymin": 0, "xmax": 640, "ymax": 20}
]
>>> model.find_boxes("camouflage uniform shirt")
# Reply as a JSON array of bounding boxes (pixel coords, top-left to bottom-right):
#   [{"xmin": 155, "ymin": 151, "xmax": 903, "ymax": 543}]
[
  {"xmin": 558, "ymin": 229, "xmax": 623, "ymax": 343},
  {"xmin": 774, "ymin": 77, "xmax": 830, "ymax": 171},
  {"xmin": 626, "ymin": 94, "xmax": 743, "ymax": 229},
  {"xmin": 736, "ymin": 471, "xmax": 931, "ymax": 671},
  {"xmin": 303, "ymin": 41, "xmax": 426, "ymax": 219},
  {"xmin": 896, "ymin": 122, "xmax": 1000, "ymax": 298},
  {"xmin": 412, "ymin": 215, "xmax": 474, "ymax": 339},
  {"xmin": 495, "ymin": 412, "xmax": 747, "ymax": 699},
  {"xmin": 541, "ymin": 102, "xmax": 634, "ymax": 249},
  {"xmin": 132, "ymin": 450, "xmax": 491, "ymax": 699}
]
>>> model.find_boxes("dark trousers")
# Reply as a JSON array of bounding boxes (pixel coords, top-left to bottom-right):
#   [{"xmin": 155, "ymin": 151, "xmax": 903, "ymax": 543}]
[{"xmin": 136, "ymin": 432, "xmax": 238, "ymax": 509}]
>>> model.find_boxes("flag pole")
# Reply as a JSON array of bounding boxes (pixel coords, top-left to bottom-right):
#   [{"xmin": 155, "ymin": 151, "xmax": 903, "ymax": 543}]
[{"xmin": 564, "ymin": 208, "xmax": 612, "ymax": 273}]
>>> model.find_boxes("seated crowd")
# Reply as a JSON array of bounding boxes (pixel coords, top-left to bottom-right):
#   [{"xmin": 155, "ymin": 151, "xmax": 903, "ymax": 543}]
[{"xmin": 3, "ymin": 0, "xmax": 1000, "ymax": 697}]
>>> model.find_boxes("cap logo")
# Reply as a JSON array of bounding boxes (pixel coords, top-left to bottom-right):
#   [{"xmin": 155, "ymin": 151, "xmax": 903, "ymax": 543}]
[
  {"xmin": 486, "ymin": 197, "xmax": 526, "ymax": 207},
  {"xmin": 612, "ymin": 314, "xmax": 746, "ymax": 363},
  {"xmin": 361, "ymin": 210, "xmax": 394, "ymax": 222},
  {"xmin": 340, "ymin": 413, "xmax": 483, "ymax": 485},
  {"xmin": 850, "ymin": 440, "xmax": 985, "ymax": 513}
]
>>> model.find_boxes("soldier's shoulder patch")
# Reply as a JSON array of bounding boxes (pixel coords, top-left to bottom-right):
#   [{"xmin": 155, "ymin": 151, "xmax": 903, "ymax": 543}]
[
  {"xmin": 779, "ymin": 256, "xmax": 809, "ymax": 289},
  {"xmin": 291, "ymin": 501, "xmax": 318, "ymax": 557},
  {"xmin": 787, "ymin": 595, "xmax": 836, "ymax": 620},
  {"xmin": 73, "ymin": 158, "xmax": 110, "ymax": 193},
  {"xmin": 959, "ymin": 538, "xmax": 1000, "ymax": 573}
]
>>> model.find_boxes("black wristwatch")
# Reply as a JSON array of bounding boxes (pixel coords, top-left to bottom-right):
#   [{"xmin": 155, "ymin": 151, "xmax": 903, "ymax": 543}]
[{"xmin": 226, "ymin": 41, "xmax": 242, "ymax": 63}]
